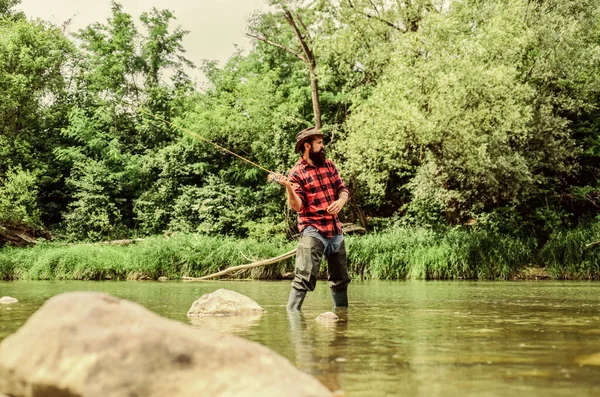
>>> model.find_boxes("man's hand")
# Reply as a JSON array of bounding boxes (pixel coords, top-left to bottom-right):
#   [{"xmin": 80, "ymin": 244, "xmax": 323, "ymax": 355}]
[
  {"xmin": 327, "ymin": 198, "xmax": 346, "ymax": 215},
  {"xmin": 269, "ymin": 173, "xmax": 291, "ymax": 187},
  {"xmin": 271, "ymin": 173, "xmax": 302, "ymax": 213}
]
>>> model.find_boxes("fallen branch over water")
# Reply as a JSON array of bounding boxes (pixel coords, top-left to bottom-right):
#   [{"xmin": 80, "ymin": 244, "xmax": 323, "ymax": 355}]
[
  {"xmin": 182, "ymin": 248, "xmax": 297, "ymax": 281},
  {"xmin": 586, "ymin": 240, "xmax": 600, "ymax": 249}
]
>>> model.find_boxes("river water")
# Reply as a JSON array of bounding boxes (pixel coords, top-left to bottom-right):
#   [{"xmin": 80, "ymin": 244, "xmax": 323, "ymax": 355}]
[{"xmin": 1, "ymin": 280, "xmax": 600, "ymax": 396}]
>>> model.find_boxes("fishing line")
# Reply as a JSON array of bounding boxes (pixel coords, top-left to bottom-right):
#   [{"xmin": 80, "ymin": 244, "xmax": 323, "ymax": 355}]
[
  {"xmin": 125, "ymin": 103, "xmax": 351, "ymax": 219},
  {"xmin": 121, "ymin": 101, "xmax": 282, "ymax": 182}
]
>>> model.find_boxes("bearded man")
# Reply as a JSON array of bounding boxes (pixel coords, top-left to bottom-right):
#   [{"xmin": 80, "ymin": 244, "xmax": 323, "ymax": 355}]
[{"xmin": 276, "ymin": 126, "xmax": 351, "ymax": 312}]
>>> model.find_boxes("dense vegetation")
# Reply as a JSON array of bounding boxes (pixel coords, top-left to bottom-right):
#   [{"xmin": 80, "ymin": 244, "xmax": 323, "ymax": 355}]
[
  {"xmin": 2, "ymin": 0, "xmax": 600, "ymax": 278},
  {"xmin": 1, "ymin": 226, "xmax": 596, "ymax": 280}
]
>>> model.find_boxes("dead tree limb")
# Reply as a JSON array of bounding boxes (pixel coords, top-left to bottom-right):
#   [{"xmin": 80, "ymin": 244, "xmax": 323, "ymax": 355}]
[
  {"xmin": 182, "ymin": 248, "xmax": 297, "ymax": 281},
  {"xmin": 283, "ymin": 9, "xmax": 322, "ymax": 129},
  {"xmin": 586, "ymin": 241, "xmax": 600, "ymax": 249}
]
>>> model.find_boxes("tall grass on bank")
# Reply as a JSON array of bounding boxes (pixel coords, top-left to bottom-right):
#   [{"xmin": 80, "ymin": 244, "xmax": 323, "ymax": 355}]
[
  {"xmin": 6, "ymin": 224, "xmax": 600, "ymax": 281},
  {"xmin": 0, "ymin": 234, "xmax": 295, "ymax": 281},
  {"xmin": 346, "ymin": 228, "xmax": 536, "ymax": 280},
  {"xmin": 541, "ymin": 222, "xmax": 600, "ymax": 279}
]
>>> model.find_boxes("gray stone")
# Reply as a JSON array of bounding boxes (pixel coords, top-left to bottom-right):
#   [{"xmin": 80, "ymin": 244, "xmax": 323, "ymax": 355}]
[
  {"xmin": 0, "ymin": 297, "xmax": 17, "ymax": 305},
  {"xmin": 187, "ymin": 288, "xmax": 266, "ymax": 317},
  {"xmin": 0, "ymin": 292, "xmax": 332, "ymax": 397},
  {"xmin": 315, "ymin": 312, "xmax": 339, "ymax": 323},
  {"xmin": 158, "ymin": 276, "xmax": 168, "ymax": 281}
]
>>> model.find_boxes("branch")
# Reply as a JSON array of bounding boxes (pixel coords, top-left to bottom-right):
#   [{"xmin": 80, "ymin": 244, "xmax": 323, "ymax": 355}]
[
  {"xmin": 182, "ymin": 249, "xmax": 297, "ymax": 281},
  {"xmin": 367, "ymin": 0, "xmax": 381, "ymax": 16},
  {"xmin": 365, "ymin": 12, "xmax": 406, "ymax": 32},
  {"xmin": 283, "ymin": 10, "xmax": 315, "ymax": 65},
  {"xmin": 586, "ymin": 241, "xmax": 600, "ymax": 249},
  {"xmin": 294, "ymin": 11, "xmax": 313, "ymax": 47},
  {"xmin": 246, "ymin": 33, "xmax": 306, "ymax": 62},
  {"xmin": 347, "ymin": 0, "xmax": 406, "ymax": 33}
]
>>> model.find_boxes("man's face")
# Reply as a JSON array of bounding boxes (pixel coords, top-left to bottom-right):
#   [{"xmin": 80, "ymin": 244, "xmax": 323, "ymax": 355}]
[
  {"xmin": 311, "ymin": 137, "xmax": 325, "ymax": 153},
  {"xmin": 308, "ymin": 137, "xmax": 326, "ymax": 165}
]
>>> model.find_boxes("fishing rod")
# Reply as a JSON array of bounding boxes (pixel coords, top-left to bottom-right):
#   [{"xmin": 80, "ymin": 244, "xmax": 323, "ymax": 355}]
[
  {"xmin": 128, "ymin": 103, "xmax": 351, "ymax": 219},
  {"xmin": 129, "ymin": 104, "xmax": 284, "ymax": 183}
]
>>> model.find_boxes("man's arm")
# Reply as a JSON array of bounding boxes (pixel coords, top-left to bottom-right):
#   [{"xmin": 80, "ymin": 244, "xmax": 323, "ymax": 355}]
[
  {"xmin": 285, "ymin": 180, "xmax": 303, "ymax": 212},
  {"xmin": 327, "ymin": 164, "xmax": 349, "ymax": 215},
  {"xmin": 327, "ymin": 190, "xmax": 348, "ymax": 215},
  {"xmin": 275, "ymin": 174, "xmax": 303, "ymax": 212}
]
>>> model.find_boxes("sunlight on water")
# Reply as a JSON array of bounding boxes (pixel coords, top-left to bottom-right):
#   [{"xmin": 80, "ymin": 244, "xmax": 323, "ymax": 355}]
[{"xmin": 2, "ymin": 280, "xmax": 600, "ymax": 396}]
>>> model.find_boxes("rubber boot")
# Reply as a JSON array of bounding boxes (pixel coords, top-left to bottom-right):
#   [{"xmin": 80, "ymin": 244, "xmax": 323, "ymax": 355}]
[
  {"xmin": 286, "ymin": 288, "xmax": 307, "ymax": 312},
  {"xmin": 331, "ymin": 289, "xmax": 348, "ymax": 309}
]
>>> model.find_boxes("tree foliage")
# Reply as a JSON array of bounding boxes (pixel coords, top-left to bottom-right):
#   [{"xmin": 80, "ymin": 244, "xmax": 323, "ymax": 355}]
[{"xmin": 2, "ymin": 0, "xmax": 600, "ymax": 243}]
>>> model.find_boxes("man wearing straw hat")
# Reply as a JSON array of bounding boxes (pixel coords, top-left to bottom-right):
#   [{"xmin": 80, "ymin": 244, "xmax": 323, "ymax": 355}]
[{"xmin": 274, "ymin": 126, "xmax": 351, "ymax": 312}]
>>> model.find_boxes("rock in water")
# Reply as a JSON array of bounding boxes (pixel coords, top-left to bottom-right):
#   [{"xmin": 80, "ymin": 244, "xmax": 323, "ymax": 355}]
[
  {"xmin": 315, "ymin": 312, "xmax": 339, "ymax": 323},
  {"xmin": 0, "ymin": 297, "xmax": 17, "ymax": 305},
  {"xmin": 0, "ymin": 292, "xmax": 332, "ymax": 397},
  {"xmin": 187, "ymin": 288, "xmax": 266, "ymax": 316}
]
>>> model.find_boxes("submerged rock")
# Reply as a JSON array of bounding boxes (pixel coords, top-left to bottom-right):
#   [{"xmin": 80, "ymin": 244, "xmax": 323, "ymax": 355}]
[
  {"xmin": 187, "ymin": 288, "xmax": 266, "ymax": 317},
  {"xmin": 0, "ymin": 292, "xmax": 332, "ymax": 397},
  {"xmin": 0, "ymin": 297, "xmax": 17, "ymax": 305},
  {"xmin": 315, "ymin": 312, "xmax": 339, "ymax": 323}
]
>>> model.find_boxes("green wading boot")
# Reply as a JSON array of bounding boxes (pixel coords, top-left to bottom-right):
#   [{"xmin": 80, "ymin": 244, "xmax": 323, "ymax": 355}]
[
  {"xmin": 286, "ymin": 288, "xmax": 307, "ymax": 312},
  {"xmin": 331, "ymin": 289, "xmax": 348, "ymax": 309}
]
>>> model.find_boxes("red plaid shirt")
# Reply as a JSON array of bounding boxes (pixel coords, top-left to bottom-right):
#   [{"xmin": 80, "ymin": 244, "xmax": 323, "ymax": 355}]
[{"xmin": 288, "ymin": 158, "xmax": 349, "ymax": 238}]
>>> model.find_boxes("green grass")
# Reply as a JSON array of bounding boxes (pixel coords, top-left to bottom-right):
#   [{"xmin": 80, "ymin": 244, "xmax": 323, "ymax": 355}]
[
  {"xmin": 346, "ymin": 228, "xmax": 535, "ymax": 280},
  {"xmin": 541, "ymin": 222, "xmax": 600, "ymax": 279},
  {"xmin": 3, "ymin": 224, "xmax": 600, "ymax": 281},
  {"xmin": 0, "ymin": 234, "xmax": 295, "ymax": 281}
]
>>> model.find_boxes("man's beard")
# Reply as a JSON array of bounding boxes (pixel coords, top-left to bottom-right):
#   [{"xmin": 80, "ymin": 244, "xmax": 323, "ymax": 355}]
[{"xmin": 309, "ymin": 147, "xmax": 326, "ymax": 166}]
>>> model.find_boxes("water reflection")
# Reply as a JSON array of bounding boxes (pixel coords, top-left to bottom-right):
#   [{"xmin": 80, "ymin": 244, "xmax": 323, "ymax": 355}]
[
  {"xmin": 288, "ymin": 311, "xmax": 349, "ymax": 395},
  {"xmin": 188, "ymin": 313, "xmax": 264, "ymax": 334}
]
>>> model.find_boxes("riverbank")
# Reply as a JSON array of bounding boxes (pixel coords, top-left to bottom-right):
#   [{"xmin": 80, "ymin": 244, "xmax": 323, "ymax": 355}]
[{"xmin": 1, "ymin": 225, "xmax": 599, "ymax": 281}]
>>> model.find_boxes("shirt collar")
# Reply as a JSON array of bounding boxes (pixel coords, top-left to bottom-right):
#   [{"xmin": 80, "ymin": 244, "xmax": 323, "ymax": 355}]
[
  {"xmin": 299, "ymin": 156, "xmax": 327, "ymax": 169},
  {"xmin": 299, "ymin": 156, "xmax": 314, "ymax": 169}
]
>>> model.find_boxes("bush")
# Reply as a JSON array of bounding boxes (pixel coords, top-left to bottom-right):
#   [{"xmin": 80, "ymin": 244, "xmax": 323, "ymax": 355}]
[{"xmin": 0, "ymin": 167, "xmax": 40, "ymax": 228}]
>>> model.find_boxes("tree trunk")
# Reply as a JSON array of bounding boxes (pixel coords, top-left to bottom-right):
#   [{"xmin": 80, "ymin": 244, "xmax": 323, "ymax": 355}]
[
  {"xmin": 309, "ymin": 67, "xmax": 322, "ymax": 128},
  {"xmin": 283, "ymin": 10, "xmax": 322, "ymax": 129},
  {"xmin": 247, "ymin": 9, "xmax": 323, "ymax": 129}
]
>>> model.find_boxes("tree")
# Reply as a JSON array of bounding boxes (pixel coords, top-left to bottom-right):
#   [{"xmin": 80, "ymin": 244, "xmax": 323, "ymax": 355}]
[
  {"xmin": 248, "ymin": 1, "xmax": 323, "ymax": 128},
  {"xmin": 0, "ymin": 0, "xmax": 24, "ymax": 19},
  {"xmin": 59, "ymin": 1, "xmax": 193, "ymax": 240},
  {"xmin": 0, "ymin": 15, "xmax": 75, "ymax": 228},
  {"xmin": 341, "ymin": 0, "xmax": 588, "ymax": 231}
]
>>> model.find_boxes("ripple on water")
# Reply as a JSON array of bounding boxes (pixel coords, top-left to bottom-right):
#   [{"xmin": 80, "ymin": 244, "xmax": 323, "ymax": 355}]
[{"xmin": 2, "ymin": 280, "xmax": 600, "ymax": 397}]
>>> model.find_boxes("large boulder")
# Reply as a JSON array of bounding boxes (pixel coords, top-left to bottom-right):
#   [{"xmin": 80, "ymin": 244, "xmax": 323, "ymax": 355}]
[
  {"xmin": 0, "ymin": 292, "xmax": 332, "ymax": 397},
  {"xmin": 187, "ymin": 288, "xmax": 266, "ymax": 317}
]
